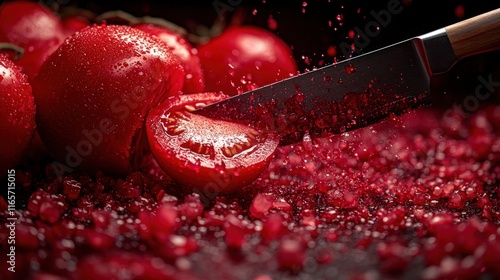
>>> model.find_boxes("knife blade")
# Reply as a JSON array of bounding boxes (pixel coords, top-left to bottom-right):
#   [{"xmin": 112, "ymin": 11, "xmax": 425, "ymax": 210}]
[{"xmin": 195, "ymin": 9, "xmax": 500, "ymax": 144}]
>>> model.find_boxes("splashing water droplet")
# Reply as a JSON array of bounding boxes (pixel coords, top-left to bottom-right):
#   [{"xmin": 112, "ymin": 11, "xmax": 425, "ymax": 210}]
[
  {"xmin": 344, "ymin": 64, "xmax": 356, "ymax": 75},
  {"xmin": 303, "ymin": 56, "xmax": 310, "ymax": 65},
  {"xmin": 268, "ymin": 16, "xmax": 278, "ymax": 30},
  {"xmin": 327, "ymin": 46, "xmax": 336, "ymax": 57},
  {"xmin": 348, "ymin": 30, "xmax": 355, "ymax": 40}
]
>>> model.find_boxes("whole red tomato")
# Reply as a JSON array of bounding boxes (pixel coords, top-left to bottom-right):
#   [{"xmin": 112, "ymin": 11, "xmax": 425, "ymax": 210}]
[
  {"xmin": 134, "ymin": 23, "xmax": 205, "ymax": 94},
  {"xmin": 197, "ymin": 26, "xmax": 298, "ymax": 96},
  {"xmin": 0, "ymin": 54, "xmax": 36, "ymax": 173},
  {"xmin": 32, "ymin": 25, "xmax": 185, "ymax": 177},
  {"xmin": 0, "ymin": 1, "xmax": 66, "ymax": 81},
  {"xmin": 146, "ymin": 93, "xmax": 279, "ymax": 193}
]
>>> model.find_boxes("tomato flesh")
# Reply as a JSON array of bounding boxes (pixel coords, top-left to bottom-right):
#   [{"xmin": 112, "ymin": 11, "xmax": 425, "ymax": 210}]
[{"xmin": 147, "ymin": 93, "xmax": 279, "ymax": 193}]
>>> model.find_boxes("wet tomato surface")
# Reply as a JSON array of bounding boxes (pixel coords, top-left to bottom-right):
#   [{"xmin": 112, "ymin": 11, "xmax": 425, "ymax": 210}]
[
  {"xmin": 146, "ymin": 93, "xmax": 279, "ymax": 193},
  {"xmin": 0, "ymin": 54, "xmax": 35, "ymax": 173},
  {"xmin": 0, "ymin": 1, "xmax": 66, "ymax": 81},
  {"xmin": 32, "ymin": 24, "xmax": 184, "ymax": 176},
  {"xmin": 134, "ymin": 23, "xmax": 205, "ymax": 94},
  {"xmin": 198, "ymin": 26, "xmax": 298, "ymax": 96}
]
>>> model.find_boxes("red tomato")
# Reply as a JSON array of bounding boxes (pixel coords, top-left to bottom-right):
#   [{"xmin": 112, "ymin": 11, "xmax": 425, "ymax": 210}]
[
  {"xmin": 0, "ymin": 54, "xmax": 36, "ymax": 172},
  {"xmin": 32, "ymin": 25, "xmax": 185, "ymax": 176},
  {"xmin": 146, "ymin": 93, "xmax": 279, "ymax": 193},
  {"xmin": 62, "ymin": 16, "xmax": 91, "ymax": 37},
  {"xmin": 0, "ymin": 1, "xmax": 66, "ymax": 81},
  {"xmin": 134, "ymin": 23, "xmax": 205, "ymax": 94},
  {"xmin": 197, "ymin": 26, "xmax": 298, "ymax": 96}
]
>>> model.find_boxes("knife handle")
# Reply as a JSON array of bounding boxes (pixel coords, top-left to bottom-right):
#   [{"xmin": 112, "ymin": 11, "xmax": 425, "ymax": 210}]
[{"xmin": 446, "ymin": 8, "xmax": 500, "ymax": 60}]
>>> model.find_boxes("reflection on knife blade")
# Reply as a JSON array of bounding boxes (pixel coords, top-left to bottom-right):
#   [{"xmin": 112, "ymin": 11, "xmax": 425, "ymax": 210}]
[
  {"xmin": 196, "ymin": 8, "xmax": 500, "ymax": 145},
  {"xmin": 196, "ymin": 39, "xmax": 433, "ymax": 145}
]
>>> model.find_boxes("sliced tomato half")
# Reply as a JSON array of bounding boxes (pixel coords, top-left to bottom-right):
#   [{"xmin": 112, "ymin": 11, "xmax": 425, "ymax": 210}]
[{"xmin": 146, "ymin": 93, "xmax": 279, "ymax": 193}]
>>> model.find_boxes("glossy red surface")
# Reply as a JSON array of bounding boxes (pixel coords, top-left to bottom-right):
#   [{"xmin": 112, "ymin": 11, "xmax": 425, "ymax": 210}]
[
  {"xmin": 134, "ymin": 23, "xmax": 205, "ymax": 94},
  {"xmin": 32, "ymin": 24, "xmax": 184, "ymax": 175},
  {"xmin": 0, "ymin": 54, "xmax": 35, "ymax": 173},
  {"xmin": 198, "ymin": 26, "xmax": 298, "ymax": 96},
  {"xmin": 0, "ymin": 1, "xmax": 66, "ymax": 81},
  {"xmin": 146, "ymin": 93, "xmax": 279, "ymax": 193}
]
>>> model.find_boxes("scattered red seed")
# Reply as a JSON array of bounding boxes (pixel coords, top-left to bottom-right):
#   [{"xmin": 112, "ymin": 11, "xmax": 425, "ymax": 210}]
[
  {"xmin": 277, "ymin": 237, "xmax": 306, "ymax": 270},
  {"xmin": 1, "ymin": 105, "xmax": 499, "ymax": 278},
  {"xmin": 455, "ymin": 5, "xmax": 465, "ymax": 19},
  {"xmin": 327, "ymin": 45, "xmax": 337, "ymax": 57}
]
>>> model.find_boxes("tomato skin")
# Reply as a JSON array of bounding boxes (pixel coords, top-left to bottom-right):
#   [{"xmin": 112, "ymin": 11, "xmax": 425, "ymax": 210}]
[
  {"xmin": 62, "ymin": 16, "xmax": 91, "ymax": 37},
  {"xmin": 0, "ymin": 54, "xmax": 36, "ymax": 172},
  {"xmin": 134, "ymin": 23, "xmax": 205, "ymax": 94},
  {"xmin": 146, "ymin": 93, "xmax": 279, "ymax": 193},
  {"xmin": 197, "ymin": 26, "xmax": 298, "ymax": 96},
  {"xmin": 32, "ymin": 25, "xmax": 185, "ymax": 176},
  {"xmin": 0, "ymin": 1, "xmax": 66, "ymax": 81}
]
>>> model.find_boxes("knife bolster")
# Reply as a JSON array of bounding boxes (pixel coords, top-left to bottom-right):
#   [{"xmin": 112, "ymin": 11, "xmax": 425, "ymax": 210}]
[{"xmin": 419, "ymin": 28, "xmax": 457, "ymax": 74}]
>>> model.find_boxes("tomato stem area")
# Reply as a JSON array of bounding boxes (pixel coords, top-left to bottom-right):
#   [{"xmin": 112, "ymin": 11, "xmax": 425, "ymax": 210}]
[
  {"xmin": 95, "ymin": 10, "xmax": 191, "ymax": 37},
  {"xmin": 0, "ymin": 43, "xmax": 24, "ymax": 60}
]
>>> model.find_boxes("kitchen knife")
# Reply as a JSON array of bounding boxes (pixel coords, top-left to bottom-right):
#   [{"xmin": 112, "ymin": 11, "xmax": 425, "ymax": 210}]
[{"xmin": 195, "ymin": 9, "xmax": 500, "ymax": 144}]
